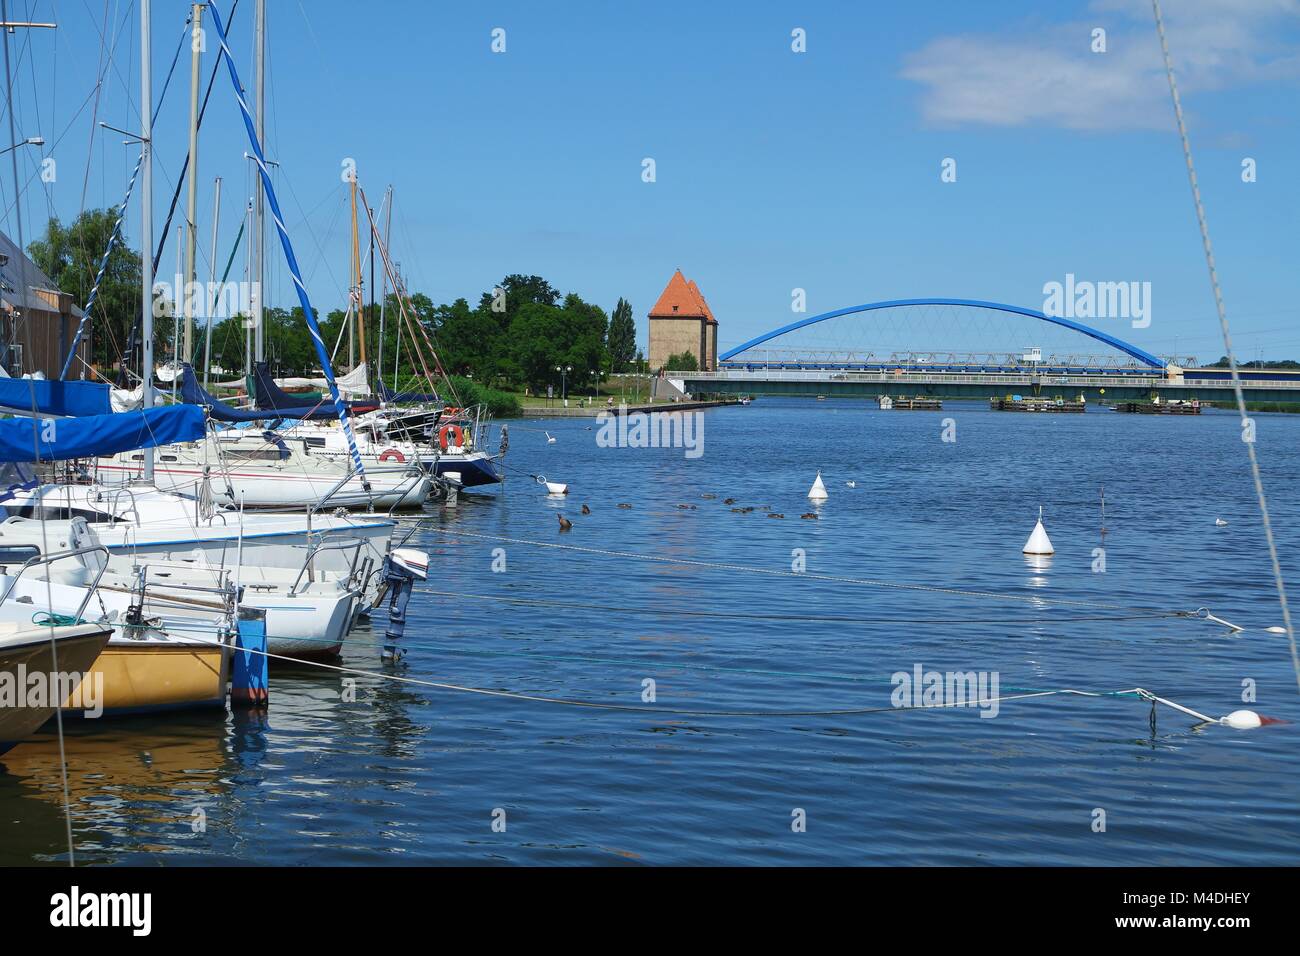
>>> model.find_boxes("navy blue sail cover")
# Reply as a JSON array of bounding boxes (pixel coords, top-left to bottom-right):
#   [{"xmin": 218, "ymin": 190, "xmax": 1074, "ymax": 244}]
[
  {"xmin": 0, "ymin": 404, "xmax": 206, "ymax": 463},
  {"xmin": 252, "ymin": 361, "xmax": 377, "ymax": 417},
  {"xmin": 180, "ymin": 364, "xmax": 319, "ymax": 422},
  {"xmin": 378, "ymin": 380, "xmax": 441, "ymax": 404}
]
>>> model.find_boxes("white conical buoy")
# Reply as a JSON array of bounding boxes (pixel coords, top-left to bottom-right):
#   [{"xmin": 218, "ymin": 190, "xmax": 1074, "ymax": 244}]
[
  {"xmin": 536, "ymin": 475, "xmax": 568, "ymax": 495},
  {"xmin": 1221, "ymin": 710, "xmax": 1263, "ymax": 730},
  {"xmin": 808, "ymin": 471, "xmax": 828, "ymax": 501},
  {"xmin": 1215, "ymin": 517, "xmax": 1228, "ymax": 526},
  {"xmin": 1022, "ymin": 505, "xmax": 1054, "ymax": 555}
]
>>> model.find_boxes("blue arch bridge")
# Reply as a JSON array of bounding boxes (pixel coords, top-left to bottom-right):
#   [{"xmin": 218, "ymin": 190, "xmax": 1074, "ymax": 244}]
[{"xmin": 670, "ymin": 299, "xmax": 1300, "ymax": 404}]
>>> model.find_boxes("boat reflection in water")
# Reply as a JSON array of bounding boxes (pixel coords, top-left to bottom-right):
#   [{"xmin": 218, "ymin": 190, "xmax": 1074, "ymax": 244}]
[{"xmin": 0, "ymin": 712, "xmax": 235, "ymax": 863}]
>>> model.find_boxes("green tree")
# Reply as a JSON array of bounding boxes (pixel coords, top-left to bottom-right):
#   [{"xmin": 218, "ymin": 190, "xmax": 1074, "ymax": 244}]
[
  {"xmin": 664, "ymin": 351, "xmax": 699, "ymax": 372},
  {"xmin": 28, "ymin": 209, "xmax": 142, "ymax": 373},
  {"xmin": 607, "ymin": 297, "xmax": 636, "ymax": 372}
]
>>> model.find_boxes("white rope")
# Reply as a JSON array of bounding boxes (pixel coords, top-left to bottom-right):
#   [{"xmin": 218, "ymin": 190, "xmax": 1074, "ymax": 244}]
[
  {"xmin": 1152, "ymin": 0, "xmax": 1299, "ymax": 693},
  {"xmin": 186, "ymin": 628, "xmax": 1247, "ymax": 727}
]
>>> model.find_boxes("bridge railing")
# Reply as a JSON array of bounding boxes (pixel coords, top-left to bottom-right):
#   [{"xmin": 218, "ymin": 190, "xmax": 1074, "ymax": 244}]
[{"xmin": 678, "ymin": 369, "xmax": 1300, "ymax": 390}]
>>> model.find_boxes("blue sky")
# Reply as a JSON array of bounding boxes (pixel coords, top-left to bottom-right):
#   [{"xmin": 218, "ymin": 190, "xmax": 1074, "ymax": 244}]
[{"xmin": 2, "ymin": 0, "xmax": 1298, "ymax": 364}]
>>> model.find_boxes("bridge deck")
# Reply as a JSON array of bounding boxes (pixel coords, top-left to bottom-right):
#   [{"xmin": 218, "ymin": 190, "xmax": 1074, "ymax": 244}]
[{"xmin": 679, "ymin": 368, "xmax": 1300, "ymax": 404}]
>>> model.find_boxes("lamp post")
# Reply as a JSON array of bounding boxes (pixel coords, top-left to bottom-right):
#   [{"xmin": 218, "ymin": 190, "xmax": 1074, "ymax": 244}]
[
  {"xmin": 0, "ymin": 135, "xmax": 41, "ymax": 374},
  {"xmin": 0, "ymin": 135, "xmax": 42, "ymax": 156},
  {"xmin": 554, "ymin": 364, "xmax": 572, "ymax": 404}
]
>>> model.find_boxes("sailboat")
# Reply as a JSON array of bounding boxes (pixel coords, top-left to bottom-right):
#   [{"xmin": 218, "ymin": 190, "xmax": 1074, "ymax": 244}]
[
  {"xmin": 93, "ymin": 427, "xmax": 434, "ymax": 509},
  {"xmin": 0, "ymin": 515, "xmax": 359, "ymax": 660},
  {"xmin": 0, "ymin": 621, "xmax": 114, "ymax": 754}
]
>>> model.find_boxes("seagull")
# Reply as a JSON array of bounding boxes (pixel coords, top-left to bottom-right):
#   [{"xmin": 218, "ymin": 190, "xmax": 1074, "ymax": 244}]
[
  {"xmin": 845, "ymin": 480, "xmax": 856, "ymax": 488},
  {"xmin": 545, "ymin": 432, "xmax": 557, "ymax": 444},
  {"xmin": 1215, "ymin": 517, "xmax": 1228, "ymax": 526}
]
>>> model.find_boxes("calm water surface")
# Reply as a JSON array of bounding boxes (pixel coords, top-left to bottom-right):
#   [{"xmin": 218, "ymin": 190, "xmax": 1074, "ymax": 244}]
[{"xmin": 2, "ymin": 397, "xmax": 1298, "ymax": 865}]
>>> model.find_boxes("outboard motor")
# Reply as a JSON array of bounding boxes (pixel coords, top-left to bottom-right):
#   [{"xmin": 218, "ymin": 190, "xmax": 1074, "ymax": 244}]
[{"xmin": 381, "ymin": 547, "xmax": 428, "ymax": 661}]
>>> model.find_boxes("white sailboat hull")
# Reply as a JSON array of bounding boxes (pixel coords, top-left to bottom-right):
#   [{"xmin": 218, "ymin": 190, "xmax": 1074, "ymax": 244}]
[{"xmin": 92, "ymin": 458, "xmax": 433, "ymax": 509}]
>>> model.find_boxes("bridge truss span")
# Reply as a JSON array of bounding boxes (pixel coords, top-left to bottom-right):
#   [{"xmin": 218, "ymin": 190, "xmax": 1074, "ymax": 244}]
[{"xmin": 718, "ymin": 298, "xmax": 1169, "ymax": 375}]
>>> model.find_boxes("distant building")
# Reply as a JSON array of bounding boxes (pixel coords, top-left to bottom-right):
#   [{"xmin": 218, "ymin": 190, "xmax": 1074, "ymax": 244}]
[
  {"xmin": 648, "ymin": 269, "xmax": 717, "ymax": 371},
  {"xmin": 0, "ymin": 230, "xmax": 88, "ymax": 379}
]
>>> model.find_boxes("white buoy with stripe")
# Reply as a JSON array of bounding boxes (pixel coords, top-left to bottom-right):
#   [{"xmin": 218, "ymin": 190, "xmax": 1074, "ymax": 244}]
[
  {"xmin": 1022, "ymin": 505, "xmax": 1054, "ymax": 555},
  {"xmin": 1221, "ymin": 710, "xmax": 1263, "ymax": 729},
  {"xmin": 808, "ymin": 471, "xmax": 828, "ymax": 501}
]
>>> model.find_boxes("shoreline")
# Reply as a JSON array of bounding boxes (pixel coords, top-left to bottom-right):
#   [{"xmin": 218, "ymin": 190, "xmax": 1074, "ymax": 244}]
[{"xmin": 515, "ymin": 398, "xmax": 745, "ymax": 418}]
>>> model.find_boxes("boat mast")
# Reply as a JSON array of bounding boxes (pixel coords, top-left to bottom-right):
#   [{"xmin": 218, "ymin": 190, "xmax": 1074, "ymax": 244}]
[
  {"xmin": 0, "ymin": 2, "xmax": 53, "ymax": 376},
  {"xmin": 377, "ymin": 185, "xmax": 391, "ymax": 391},
  {"xmin": 141, "ymin": 0, "xmax": 155, "ymax": 483},
  {"xmin": 368, "ymin": 200, "xmax": 374, "ymax": 391},
  {"xmin": 350, "ymin": 173, "xmax": 367, "ymax": 373},
  {"xmin": 183, "ymin": 2, "xmax": 202, "ymax": 367},
  {"xmin": 172, "ymin": 222, "xmax": 183, "ymax": 399},
  {"xmin": 252, "ymin": 0, "xmax": 265, "ymax": 364},
  {"xmin": 203, "ymin": 175, "xmax": 221, "ymax": 389},
  {"xmin": 244, "ymin": 199, "xmax": 252, "ymax": 379}
]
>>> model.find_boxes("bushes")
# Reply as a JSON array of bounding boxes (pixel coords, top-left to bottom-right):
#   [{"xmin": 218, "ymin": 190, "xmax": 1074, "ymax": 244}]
[{"xmin": 447, "ymin": 375, "xmax": 522, "ymax": 418}]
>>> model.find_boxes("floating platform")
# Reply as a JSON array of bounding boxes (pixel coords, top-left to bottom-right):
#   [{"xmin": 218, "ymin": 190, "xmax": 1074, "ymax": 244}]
[
  {"xmin": 990, "ymin": 397, "xmax": 1086, "ymax": 413},
  {"xmin": 1113, "ymin": 400, "xmax": 1201, "ymax": 415},
  {"xmin": 881, "ymin": 396, "xmax": 942, "ymax": 410}
]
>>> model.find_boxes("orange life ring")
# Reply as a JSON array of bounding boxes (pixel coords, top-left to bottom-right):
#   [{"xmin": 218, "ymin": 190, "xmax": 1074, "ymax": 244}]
[
  {"xmin": 379, "ymin": 448, "xmax": 406, "ymax": 463},
  {"xmin": 438, "ymin": 425, "xmax": 465, "ymax": 451}
]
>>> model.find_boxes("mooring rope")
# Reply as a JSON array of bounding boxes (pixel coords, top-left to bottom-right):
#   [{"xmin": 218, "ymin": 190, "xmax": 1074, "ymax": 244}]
[
  {"xmin": 191, "ymin": 629, "xmax": 1253, "ymax": 726},
  {"xmin": 210, "ymin": 633, "xmax": 1157, "ymax": 717}
]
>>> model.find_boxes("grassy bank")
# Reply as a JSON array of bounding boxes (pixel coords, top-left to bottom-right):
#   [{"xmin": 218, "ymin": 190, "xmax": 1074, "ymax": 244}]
[
  {"xmin": 1237, "ymin": 401, "xmax": 1300, "ymax": 414},
  {"xmin": 447, "ymin": 376, "xmax": 522, "ymax": 418}
]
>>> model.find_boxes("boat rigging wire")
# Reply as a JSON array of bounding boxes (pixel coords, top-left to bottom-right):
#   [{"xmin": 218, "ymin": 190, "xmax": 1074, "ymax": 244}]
[{"xmin": 1152, "ymin": 0, "xmax": 1298, "ymax": 692}]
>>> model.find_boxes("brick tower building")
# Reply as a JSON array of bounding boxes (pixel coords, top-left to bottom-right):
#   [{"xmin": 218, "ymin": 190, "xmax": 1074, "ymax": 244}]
[{"xmin": 648, "ymin": 269, "xmax": 717, "ymax": 371}]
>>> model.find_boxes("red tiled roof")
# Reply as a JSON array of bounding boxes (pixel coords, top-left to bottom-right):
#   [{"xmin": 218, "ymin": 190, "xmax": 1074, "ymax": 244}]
[
  {"xmin": 687, "ymin": 279, "xmax": 717, "ymax": 325},
  {"xmin": 649, "ymin": 269, "xmax": 717, "ymax": 324}
]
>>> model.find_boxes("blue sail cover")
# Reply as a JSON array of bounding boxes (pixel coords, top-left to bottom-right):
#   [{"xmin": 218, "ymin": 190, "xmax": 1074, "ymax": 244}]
[
  {"xmin": 0, "ymin": 405, "xmax": 206, "ymax": 463},
  {"xmin": 0, "ymin": 377, "xmax": 112, "ymax": 417},
  {"xmin": 179, "ymin": 364, "xmax": 318, "ymax": 422}
]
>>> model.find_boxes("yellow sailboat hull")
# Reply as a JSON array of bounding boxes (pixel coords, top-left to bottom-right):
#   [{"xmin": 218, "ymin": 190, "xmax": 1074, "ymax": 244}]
[{"xmin": 61, "ymin": 642, "xmax": 229, "ymax": 715}]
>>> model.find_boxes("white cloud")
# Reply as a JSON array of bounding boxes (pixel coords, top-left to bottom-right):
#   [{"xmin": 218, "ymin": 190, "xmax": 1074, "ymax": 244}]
[{"xmin": 901, "ymin": 0, "xmax": 1300, "ymax": 130}]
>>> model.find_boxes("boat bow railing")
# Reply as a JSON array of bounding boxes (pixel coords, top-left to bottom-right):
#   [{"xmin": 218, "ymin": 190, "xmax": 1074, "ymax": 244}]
[
  {"xmin": 0, "ymin": 545, "xmax": 114, "ymax": 622},
  {"xmin": 288, "ymin": 535, "xmax": 369, "ymax": 598}
]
